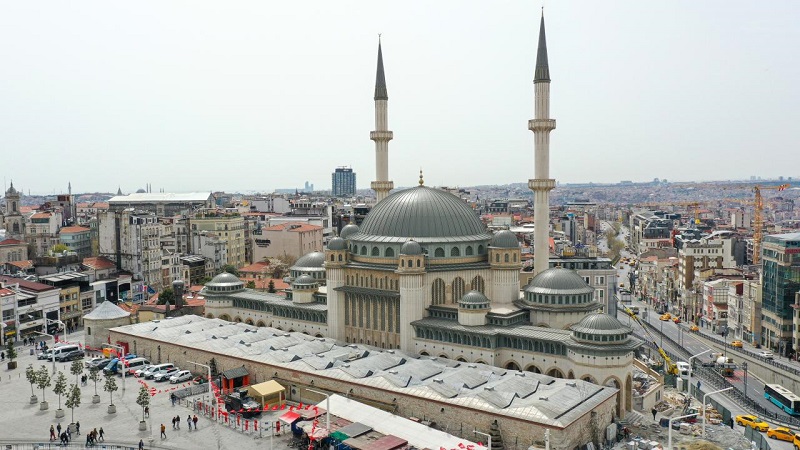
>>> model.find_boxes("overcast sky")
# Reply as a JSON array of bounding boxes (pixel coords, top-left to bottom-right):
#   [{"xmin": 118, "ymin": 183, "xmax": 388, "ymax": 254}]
[{"xmin": 1, "ymin": 1, "xmax": 797, "ymax": 195}]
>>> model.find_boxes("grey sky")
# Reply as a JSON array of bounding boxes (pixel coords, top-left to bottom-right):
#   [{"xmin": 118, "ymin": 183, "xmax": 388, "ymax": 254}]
[{"xmin": 1, "ymin": 1, "xmax": 797, "ymax": 195}]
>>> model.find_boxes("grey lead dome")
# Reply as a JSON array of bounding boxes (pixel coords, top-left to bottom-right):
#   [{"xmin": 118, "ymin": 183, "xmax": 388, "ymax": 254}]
[
  {"xmin": 400, "ymin": 240, "xmax": 422, "ymax": 255},
  {"xmin": 293, "ymin": 252, "xmax": 326, "ymax": 269},
  {"xmin": 327, "ymin": 237, "xmax": 347, "ymax": 251},
  {"xmin": 340, "ymin": 224, "xmax": 360, "ymax": 240},
  {"xmin": 525, "ymin": 268, "xmax": 594, "ymax": 295},
  {"xmin": 490, "ymin": 230, "xmax": 519, "ymax": 248}
]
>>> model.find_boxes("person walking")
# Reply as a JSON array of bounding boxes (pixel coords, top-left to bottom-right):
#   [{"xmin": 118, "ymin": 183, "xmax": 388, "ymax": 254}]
[
  {"xmin": 1, "ymin": 351, "xmax": 5, "ymax": 361},
  {"xmin": 171, "ymin": 416, "xmax": 176, "ymax": 430},
  {"xmin": 175, "ymin": 415, "xmax": 180, "ymax": 429},
  {"xmin": 98, "ymin": 427, "xmax": 104, "ymax": 442},
  {"xmin": 49, "ymin": 425, "xmax": 56, "ymax": 441},
  {"xmin": 160, "ymin": 423, "xmax": 167, "ymax": 439},
  {"xmin": 56, "ymin": 423, "xmax": 62, "ymax": 436},
  {"xmin": 76, "ymin": 420, "xmax": 80, "ymax": 435},
  {"xmin": 187, "ymin": 415, "xmax": 192, "ymax": 430},
  {"xmin": 86, "ymin": 432, "xmax": 92, "ymax": 447},
  {"xmin": 651, "ymin": 406, "xmax": 657, "ymax": 421},
  {"xmin": 170, "ymin": 392, "xmax": 176, "ymax": 406},
  {"xmin": 139, "ymin": 439, "xmax": 145, "ymax": 450},
  {"xmin": 193, "ymin": 415, "xmax": 198, "ymax": 429}
]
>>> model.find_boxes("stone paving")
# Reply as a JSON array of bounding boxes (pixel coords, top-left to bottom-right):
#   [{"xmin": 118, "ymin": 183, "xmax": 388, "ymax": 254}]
[{"xmin": 1, "ymin": 333, "xmax": 294, "ymax": 449}]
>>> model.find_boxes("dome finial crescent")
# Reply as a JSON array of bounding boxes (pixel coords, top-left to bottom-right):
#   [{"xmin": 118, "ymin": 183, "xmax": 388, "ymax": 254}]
[{"xmin": 419, "ymin": 169, "xmax": 424, "ymax": 186}]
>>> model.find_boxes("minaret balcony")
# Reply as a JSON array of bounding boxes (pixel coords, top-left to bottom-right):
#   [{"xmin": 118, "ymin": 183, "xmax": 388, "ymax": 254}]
[
  {"xmin": 370, "ymin": 130, "xmax": 394, "ymax": 141},
  {"xmin": 528, "ymin": 179, "xmax": 556, "ymax": 191},
  {"xmin": 528, "ymin": 119, "xmax": 556, "ymax": 132},
  {"xmin": 371, "ymin": 181, "xmax": 394, "ymax": 191}
]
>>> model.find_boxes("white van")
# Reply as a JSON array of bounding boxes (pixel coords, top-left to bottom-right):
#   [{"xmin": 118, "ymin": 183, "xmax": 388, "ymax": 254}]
[
  {"xmin": 675, "ymin": 361, "xmax": 691, "ymax": 379},
  {"xmin": 144, "ymin": 363, "xmax": 176, "ymax": 379},
  {"xmin": 51, "ymin": 345, "xmax": 80, "ymax": 360},
  {"xmin": 124, "ymin": 358, "xmax": 151, "ymax": 375}
]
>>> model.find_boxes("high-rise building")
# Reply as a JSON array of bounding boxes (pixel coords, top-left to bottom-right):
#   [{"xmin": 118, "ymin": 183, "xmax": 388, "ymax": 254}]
[
  {"xmin": 761, "ymin": 232, "xmax": 800, "ymax": 355},
  {"xmin": 332, "ymin": 166, "xmax": 356, "ymax": 197}
]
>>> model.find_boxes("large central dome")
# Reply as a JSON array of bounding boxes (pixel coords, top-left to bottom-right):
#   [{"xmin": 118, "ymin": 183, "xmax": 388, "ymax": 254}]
[{"xmin": 356, "ymin": 186, "xmax": 489, "ymax": 242}]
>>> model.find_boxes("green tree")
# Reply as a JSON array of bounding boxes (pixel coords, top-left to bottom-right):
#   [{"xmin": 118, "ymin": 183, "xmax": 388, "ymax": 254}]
[
  {"xmin": 25, "ymin": 364, "xmax": 37, "ymax": 396},
  {"xmin": 157, "ymin": 288, "xmax": 174, "ymax": 305},
  {"xmin": 103, "ymin": 371, "xmax": 118, "ymax": 405},
  {"xmin": 87, "ymin": 366, "xmax": 101, "ymax": 396},
  {"xmin": 245, "ymin": 280, "xmax": 256, "ymax": 289},
  {"xmin": 51, "ymin": 243, "xmax": 69, "ymax": 254},
  {"xmin": 69, "ymin": 359, "xmax": 83, "ymax": 384},
  {"xmin": 220, "ymin": 265, "xmax": 239, "ymax": 277},
  {"xmin": 53, "ymin": 371, "xmax": 67, "ymax": 409},
  {"xmin": 36, "ymin": 365, "xmax": 52, "ymax": 402},
  {"xmin": 267, "ymin": 280, "xmax": 276, "ymax": 293},
  {"xmin": 136, "ymin": 385, "xmax": 150, "ymax": 421},
  {"xmin": 65, "ymin": 383, "xmax": 81, "ymax": 424},
  {"xmin": 6, "ymin": 339, "xmax": 17, "ymax": 362}
]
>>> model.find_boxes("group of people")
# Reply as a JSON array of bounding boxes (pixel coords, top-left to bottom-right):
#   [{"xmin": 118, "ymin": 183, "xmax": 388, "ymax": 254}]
[
  {"xmin": 168, "ymin": 414, "xmax": 200, "ymax": 432},
  {"xmin": 84, "ymin": 427, "xmax": 105, "ymax": 446},
  {"xmin": 49, "ymin": 422, "xmax": 103, "ymax": 445}
]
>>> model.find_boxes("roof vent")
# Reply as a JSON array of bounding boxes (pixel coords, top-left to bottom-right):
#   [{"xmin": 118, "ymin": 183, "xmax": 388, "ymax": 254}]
[
  {"xmin": 386, "ymin": 350, "xmax": 395, "ymax": 354},
  {"xmin": 245, "ymin": 343, "xmax": 251, "ymax": 347},
  {"xmin": 211, "ymin": 336, "xmax": 217, "ymax": 339},
  {"xmin": 567, "ymin": 382, "xmax": 577, "ymax": 387},
  {"xmin": 284, "ymin": 334, "xmax": 291, "ymax": 337},
  {"xmin": 484, "ymin": 386, "xmax": 494, "ymax": 391},
  {"xmin": 184, "ymin": 330, "xmax": 191, "ymax": 334},
  {"xmin": 432, "ymin": 378, "xmax": 443, "ymax": 384},
  {"xmin": 281, "ymin": 348, "xmax": 288, "ymax": 352},
  {"xmin": 515, "ymin": 372, "xmax": 526, "ymax": 377},
  {"xmin": 349, "ymin": 344, "xmax": 358, "ymax": 348},
  {"xmin": 342, "ymin": 363, "xmax": 350, "ymax": 368},
  {"xmin": 388, "ymin": 370, "xmax": 398, "ymax": 374},
  {"xmin": 539, "ymin": 397, "xmax": 549, "ymax": 401},
  {"xmin": 467, "ymin": 364, "xmax": 477, "ymax": 368},
  {"xmin": 221, "ymin": 336, "xmax": 228, "ymax": 340}
]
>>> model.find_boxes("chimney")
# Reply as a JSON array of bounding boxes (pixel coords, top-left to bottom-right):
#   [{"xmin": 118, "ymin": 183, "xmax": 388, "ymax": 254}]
[{"xmin": 173, "ymin": 279, "xmax": 185, "ymax": 309}]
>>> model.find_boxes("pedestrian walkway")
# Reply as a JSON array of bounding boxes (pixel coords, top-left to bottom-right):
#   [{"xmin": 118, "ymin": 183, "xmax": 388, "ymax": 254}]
[{"xmin": 0, "ymin": 331, "xmax": 290, "ymax": 450}]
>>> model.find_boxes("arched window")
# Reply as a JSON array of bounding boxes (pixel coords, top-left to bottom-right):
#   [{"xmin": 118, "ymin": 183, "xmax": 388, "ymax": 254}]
[
  {"xmin": 452, "ymin": 278, "xmax": 465, "ymax": 304},
  {"xmin": 478, "ymin": 245, "xmax": 484, "ymax": 254},
  {"xmin": 417, "ymin": 259, "xmax": 421, "ymax": 267},
  {"xmin": 495, "ymin": 254, "xmax": 500, "ymax": 263},
  {"xmin": 330, "ymin": 255, "xmax": 335, "ymax": 261},
  {"xmin": 338, "ymin": 254, "xmax": 343, "ymax": 261},
  {"xmin": 434, "ymin": 248, "xmax": 445, "ymax": 258},
  {"xmin": 371, "ymin": 247, "xmax": 380, "ymax": 256},
  {"xmin": 513, "ymin": 253, "xmax": 517, "ymax": 262},
  {"xmin": 12, "ymin": 201, "xmax": 16, "ymax": 212},
  {"xmin": 431, "ymin": 279, "xmax": 446, "ymax": 305},
  {"xmin": 504, "ymin": 254, "xmax": 510, "ymax": 263},
  {"xmin": 471, "ymin": 275, "xmax": 485, "ymax": 293},
  {"xmin": 465, "ymin": 246, "xmax": 473, "ymax": 256},
  {"xmin": 360, "ymin": 246, "xmax": 367, "ymax": 255},
  {"xmin": 87, "ymin": 327, "xmax": 91, "ymax": 336},
  {"xmin": 401, "ymin": 259, "xmax": 405, "ymax": 267},
  {"xmin": 385, "ymin": 247, "xmax": 395, "ymax": 257},
  {"xmin": 450, "ymin": 247, "xmax": 460, "ymax": 257},
  {"xmin": 12, "ymin": 223, "xmax": 19, "ymax": 233}
]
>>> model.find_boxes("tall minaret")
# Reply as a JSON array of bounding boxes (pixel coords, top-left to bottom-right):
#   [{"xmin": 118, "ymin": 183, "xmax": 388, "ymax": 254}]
[
  {"xmin": 370, "ymin": 37, "xmax": 394, "ymax": 202},
  {"xmin": 528, "ymin": 13, "xmax": 557, "ymax": 275}
]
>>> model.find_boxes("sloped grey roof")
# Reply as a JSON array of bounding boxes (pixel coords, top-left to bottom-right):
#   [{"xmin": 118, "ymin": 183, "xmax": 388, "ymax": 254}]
[
  {"xmin": 83, "ymin": 300, "xmax": 130, "ymax": 320},
  {"xmin": 293, "ymin": 274, "xmax": 316, "ymax": 286},
  {"xmin": 293, "ymin": 252, "xmax": 326, "ymax": 269},
  {"xmin": 221, "ymin": 365, "xmax": 248, "ymax": 379},
  {"xmin": 490, "ymin": 230, "xmax": 519, "ymax": 248},
  {"xmin": 571, "ymin": 313, "xmax": 631, "ymax": 335},
  {"xmin": 525, "ymin": 268, "xmax": 593, "ymax": 295},
  {"xmin": 353, "ymin": 186, "xmax": 490, "ymax": 243}
]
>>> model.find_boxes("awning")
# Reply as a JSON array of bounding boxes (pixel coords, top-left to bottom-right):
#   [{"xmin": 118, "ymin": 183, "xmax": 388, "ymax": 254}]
[{"xmin": 279, "ymin": 411, "xmax": 300, "ymax": 425}]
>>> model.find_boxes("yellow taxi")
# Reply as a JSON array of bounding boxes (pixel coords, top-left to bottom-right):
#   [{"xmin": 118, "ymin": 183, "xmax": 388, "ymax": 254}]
[
  {"xmin": 731, "ymin": 340, "xmax": 744, "ymax": 348},
  {"xmin": 672, "ymin": 317, "xmax": 681, "ymax": 324},
  {"xmin": 767, "ymin": 426, "xmax": 795, "ymax": 441},
  {"xmin": 659, "ymin": 313, "xmax": 671, "ymax": 321},
  {"xmin": 735, "ymin": 414, "xmax": 768, "ymax": 432},
  {"xmin": 689, "ymin": 325, "xmax": 699, "ymax": 332}
]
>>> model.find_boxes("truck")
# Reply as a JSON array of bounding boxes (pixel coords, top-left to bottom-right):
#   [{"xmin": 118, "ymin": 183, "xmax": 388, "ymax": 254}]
[{"xmin": 224, "ymin": 389, "xmax": 262, "ymax": 418}]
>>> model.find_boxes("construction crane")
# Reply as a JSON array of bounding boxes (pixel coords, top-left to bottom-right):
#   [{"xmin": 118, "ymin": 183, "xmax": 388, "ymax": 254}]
[
  {"xmin": 752, "ymin": 184, "xmax": 790, "ymax": 265},
  {"xmin": 620, "ymin": 305, "xmax": 679, "ymax": 376}
]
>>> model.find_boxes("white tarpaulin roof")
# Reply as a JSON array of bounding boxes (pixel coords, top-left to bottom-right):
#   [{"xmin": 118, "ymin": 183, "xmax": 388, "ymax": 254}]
[{"xmin": 316, "ymin": 394, "xmax": 478, "ymax": 450}]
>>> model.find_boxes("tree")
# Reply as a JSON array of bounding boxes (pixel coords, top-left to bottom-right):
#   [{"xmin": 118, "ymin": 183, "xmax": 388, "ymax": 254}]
[
  {"xmin": 65, "ymin": 383, "xmax": 81, "ymax": 424},
  {"xmin": 246, "ymin": 280, "xmax": 256, "ymax": 289},
  {"xmin": 25, "ymin": 364, "xmax": 37, "ymax": 396},
  {"xmin": 267, "ymin": 280, "xmax": 276, "ymax": 293},
  {"xmin": 103, "ymin": 371, "xmax": 118, "ymax": 405},
  {"xmin": 88, "ymin": 366, "xmax": 101, "ymax": 396},
  {"xmin": 6, "ymin": 338, "xmax": 17, "ymax": 363},
  {"xmin": 220, "ymin": 265, "xmax": 239, "ymax": 277},
  {"xmin": 53, "ymin": 371, "xmax": 67, "ymax": 409},
  {"xmin": 51, "ymin": 243, "xmax": 69, "ymax": 254},
  {"xmin": 36, "ymin": 365, "xmax": 52, "ymax": 402},
  {"xmin": 136, "ymin": 385, "xmax": 150, "ymax": 421},
  {"xmin": 70, "ymin": 360, "xmax": 83, "ymax": 386},
  {"xmin": 157, "ymin": 288, "xmax": 175, "ymax": 305}
]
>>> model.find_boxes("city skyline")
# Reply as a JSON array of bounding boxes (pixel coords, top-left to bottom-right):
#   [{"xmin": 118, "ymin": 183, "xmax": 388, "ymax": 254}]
[{"xmin": 1, "ymin": 1, "xmax": 797, "ymax": 194}]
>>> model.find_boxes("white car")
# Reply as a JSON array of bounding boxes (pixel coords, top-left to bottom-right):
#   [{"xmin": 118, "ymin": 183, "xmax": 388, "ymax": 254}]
[
  {"xmin": 135, "ymin": 365, "xmax": 155, "ymax": 378},
  {"xmin": 758, "ymin": 350, "xmax": 774, "ymax": 360},
  {"xmin": 152, "ymin": 367, "xmax": 180, "ymax": 382},
  {"xmin": 170, "ymin": 370, "xmax": 193, "ymax": 384}
]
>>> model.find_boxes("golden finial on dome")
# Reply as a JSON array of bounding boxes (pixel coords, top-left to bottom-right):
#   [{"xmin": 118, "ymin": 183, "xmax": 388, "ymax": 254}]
[{"xmin": 418, "ymin": 169, "xmax": 424, "ymax": 186}]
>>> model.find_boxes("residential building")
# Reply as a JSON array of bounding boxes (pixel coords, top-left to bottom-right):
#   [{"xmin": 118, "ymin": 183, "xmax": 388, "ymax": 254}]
[
  {"xmin": 251, "ymin": 222, "xmax": 324, "ymax": 262},
  {"xmin": 762, "ymin": 232, "xmax": 800, "ymax": 355},
  {"xmin": 739, "ymin": 280, "xmax": 762, "ymax": 343},
  {"xmin": 0, "ymin": 238, "xmax": 28, "ymax": 266},
  {"xmin": 676, "ymin": 231, "xmax": 738, "ymax": 294},
  {"xmin": 39, "ymin": 272, "xmax": 91, "ymax": 330},
  {"xmin": 189, "ymin": 210, "xmax": 246, "ymax": 268},
  {"xmin": 0, "ymin": 286, "xmax": 17, "ymax": 346},
  {"xmin": 180, "ymin": 255, "xmax": 207, "ymax": 285},
  {"xmin": 59, "ymin": 226, "xmax": 92, "ymax": 259},
  {"xmin": 628, "ymin": 211, "xmax": 674, "ymax": 253},
  {"xmin": 190, "ymin": 231, "xmax": 228, "ymax": 273},
  {"xmin": 107, "ymin": 192, "xmax": 215, "ymax": 216},
  {"xmin": 27, "ymin": 210, "xmax": 63, "ymax": 257},
  {"xmin": 332, "ymin": 166, "xmax": 356, "ymax": 197},
  {"xmin": 0, "ymin": 276, "xmax": 60, "ymax": 341},
  {"xmin": 98, "ymin": 209, "xmax": 162, "ymax": 293},
  {"xmin": 161, "ymin": 250, "xmax": 184, "ymax": 289}
]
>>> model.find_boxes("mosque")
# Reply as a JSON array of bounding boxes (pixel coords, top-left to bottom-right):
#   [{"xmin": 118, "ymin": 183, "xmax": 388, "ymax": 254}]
[{"xmin": 203, "ymin": 14, "xmax": 643, "ymax": 419}]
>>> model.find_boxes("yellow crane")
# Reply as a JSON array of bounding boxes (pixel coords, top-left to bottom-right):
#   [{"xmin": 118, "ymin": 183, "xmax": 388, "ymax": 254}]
[
  {"xmin": 620, "ymin": 305, "xmax": 679, "ymax": 376},
  {"xmin": 752, "ymin": 184, "xmax": 790, "ymax": 265}
]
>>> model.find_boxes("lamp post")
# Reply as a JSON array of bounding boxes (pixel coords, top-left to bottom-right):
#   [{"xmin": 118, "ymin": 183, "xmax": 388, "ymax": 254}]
[
  {"xmin": 688, "ymin": 350, "xmax": 709, "ymax": 379},
  {"xmin": 742, "ymin": 362, "xmax": 748, "ymax": 400},
  {"xmin": 702, "ymin": 387, "xmax": 733, "ymax": 437},
  {"xmin": 474, "ymin": 429, "xmax": 492, "ymax": 450},
  {"xmin": 34, "ymin": 318, "xmax": 65, "ymax": 375},
  {"xmin": 188, "ymin": 361, "xmax": 215, "ymax": 423},
  {"xmin": 306, "ymin": 388, "xmax": 330, "ymax": 439},
  {"xmin": 669, "ymin": 413, "xmax": 700, "ymax": 450},
  {"xmin": 105, "ymin": 344, "xmax": 126, "ymax": 393}
]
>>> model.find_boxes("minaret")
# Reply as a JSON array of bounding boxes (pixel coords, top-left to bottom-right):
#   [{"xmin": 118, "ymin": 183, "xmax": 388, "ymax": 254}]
[
  {"xmin": 528, "ymin": 13, "xmax": 557, "ymax": 275},
  {"xmin": 370, "ymin": 37, "xmax": 394, "ymax": 202}
]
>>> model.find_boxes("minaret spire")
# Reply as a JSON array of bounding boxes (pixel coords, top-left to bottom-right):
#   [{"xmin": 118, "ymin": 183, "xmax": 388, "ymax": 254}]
[
  {"xmin": 528, "ymin": 12, "xmax": 557, "ymax": 276},
  {"xmin": 370, "ymin": 36, "xmax": 394, "ymax": 203}
]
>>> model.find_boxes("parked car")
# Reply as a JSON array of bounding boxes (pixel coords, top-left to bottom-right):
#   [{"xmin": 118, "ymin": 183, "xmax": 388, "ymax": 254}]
[
  {"xmin": 731, "ymin": 340, "xmax": 744, "ymax": 348},
  {"xmin": 87, "ymin": 358, "xmax": 111, "ymax": 370},
  {"xmin": 659, "ymin": 313, "xmax": 671, "ymax": 321},
  {"xmin": 57, "ymin": 349, "xmax": 85, "ymax": 362},
  {"xmin": 152, "ymin": 367, "xmax": 180, "ymax": 382},
  {"xmin": 689, "ymin": 325, "xmax": 699, "ymax": 332},
  {"xmin": 735, "ymin": 414, "xmax": 768, "ymax": 432},
  {"xmin": 758, "ymin": 350, "xmax": 774, "ymax": 360},
  {"xmin": 38, "ymin": 350, "xmax": 54, "ymax": 361},
  {"xmin": 766, "ymin": 426, "xmax": 795, "ymax": 442},
  {"xmin": 143, "ymin": 363, "xmax": 176, "ymax": 379},
  {"xmin": 224, "ymin": 390, "xmax": 261, "ymax": 418},
  {"xmin": 193, "ymin": 375, "xmax": 209, "ymax": 385},
  {"xmin": 135, "ymin": 365, "xmax": 156, "ymax": 378},
  {"xmin": 672, "ymin": 317, "xmax": 681, "ymax": 324},
  {"xmin": 170, "ymin": 370, "xmax": 193, "ymax": 384}
]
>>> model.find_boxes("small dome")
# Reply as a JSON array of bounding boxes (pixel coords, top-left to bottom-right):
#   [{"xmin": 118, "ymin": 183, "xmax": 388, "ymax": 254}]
[
  {"xmin": 400, "ymin": 240, "xmax": 422, "ymax": 256},
  {"xmin": 293, "ymin": 274, "xmax": 317, "ymax": 287},
  {"xmin": 525, "ymin": 268, "xmax": 594, "ymax": 295},
  {"xmin": 490, "ymin": 230, "xmax": 519, "ymax": 248},
  {"xmin": 293, "ymin": 252, "xmax": 326, "ymax": 269},
  {"xmin": 327, "ymin": 237, "xmax": 347, "ymax": 251},
  {"xmin": 571, "ymin": 313, "xmax": 630, "ymax": 335},
  {"xmin": 208, "ymin": 272, "xmax": 241, "ymax": 286},
  {"xmin": 459, "ymin": 290, "xmax": 490, "ymax": 307},
  {"xmin": 83, "ymin": 300, "xmax": 130, "ymax": 320},
  {"xmin": 340, "ymin": 224, "xmax": 360, "ymax": 240}
]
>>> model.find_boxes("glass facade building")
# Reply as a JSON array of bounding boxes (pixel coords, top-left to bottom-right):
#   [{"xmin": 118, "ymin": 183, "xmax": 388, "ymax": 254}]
[{"xmin": 332, "ymin": 167, "xmax": 356, "ymax": 197}]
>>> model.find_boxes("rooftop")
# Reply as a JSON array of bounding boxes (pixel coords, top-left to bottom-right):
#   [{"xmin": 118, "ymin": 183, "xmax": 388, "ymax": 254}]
[
  {"xmin": 59, "ymin": 226, "xmax": 91, "ymax": 234},
  {"xmin": 108, "ymin": 192, "xmax": 213, "ymax": 203}
]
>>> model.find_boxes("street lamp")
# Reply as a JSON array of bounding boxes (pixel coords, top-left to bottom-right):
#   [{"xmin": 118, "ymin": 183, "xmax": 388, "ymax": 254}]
[
  {"xmin": 473, "ymin": 429, "xmax": 492, "ymax": 450},
  {"xmin": 669, "ymin": 413, "xmax": 700, "ymax": 450},
  {"xmin": 306, "ymin": 388, "xmax": 330, "ymax": 439},
  {"xmin": 188, "ymin": 361, "xmax": 216, "ymax": 423},
  {"xmin": 702, "ymin": 387, "xmax": 733, "ymax": 437}
]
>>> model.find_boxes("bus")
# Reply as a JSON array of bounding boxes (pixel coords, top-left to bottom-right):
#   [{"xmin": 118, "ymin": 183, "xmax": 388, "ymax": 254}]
[{"xmin": 764, "ymin": 384, "xmax": 800, "ymax": 416}]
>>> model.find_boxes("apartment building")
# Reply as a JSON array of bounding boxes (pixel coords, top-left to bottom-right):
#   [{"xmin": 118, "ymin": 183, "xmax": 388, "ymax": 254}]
[
  {"xmin": 0, "ymin": 276, "xmax": 60, "ymax": 342},
  {"xmin": 27, "ymin": 211, "xmax": 63, "ymax": 257},
  {"xmin": 59, "ymin": 226, "xmax": 92, "ymax": 259},
  {"xmin": 629, "ymin": 211, "xmax": 674, "ymax": 253},
  {"xmin": 98, "ymin": 209, "xmax": 162, "ymax": 293},
  {"xmin": 0, "ymin": 238, "xmax": 28, "ymax": 266},
  {"xmin": 762, "ymin": 232, "xmax": 800, "ymax": 355},
  {"xmin": 252, "ymin": 222, "xmax": 324, "ymax": 262},
  {"xmin": 189, "ymin": 210, "xmax": 245, "ymax": 268},
  {"xmin": 39, "ymin": 272, "xmax": 91, "ymax": 330},
  {"xmin": 676, "ymin": 231, "xmax": 738, "ymax": 294}
]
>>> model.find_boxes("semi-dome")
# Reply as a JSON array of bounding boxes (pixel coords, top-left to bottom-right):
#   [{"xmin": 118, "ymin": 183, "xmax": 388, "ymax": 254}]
[
  {"xmin": 459, "ymin": 290, "xmax": 490, "ymax": 307},
  {"xmin": 327, "ymin": 237, "xmax": 347, "ymax": 251},
  {"xmin": 205, "ymin": 272, "xmax": 245, "ymax": 294},
  {"xmin": 340, "ymin": 224, "xmax": 360, "ymax": 240},
  {"xmin": 353, "ymin": 186, "xmax": 491, "ymax": 243},
  {"xmin": 525, "ymin": 268, "xmax": 594, "ymax": 295},
  {"xmin": 400, "ymin": 240, "xmax": 422, "ymax": 255},
  {"xmin": 293, "ymin": 252, "xmax": 326, "ymax": 269},
  {"xmin": 490, "ymin": 230, "xmax": 519, "ymax": 248},
  {"xmin": 571, "ymin": 313, "xmax": 630, "ymax": 335},
  {"xmin": 293, "ymin": 274, "xmax": 317, "ymax": 287}
]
